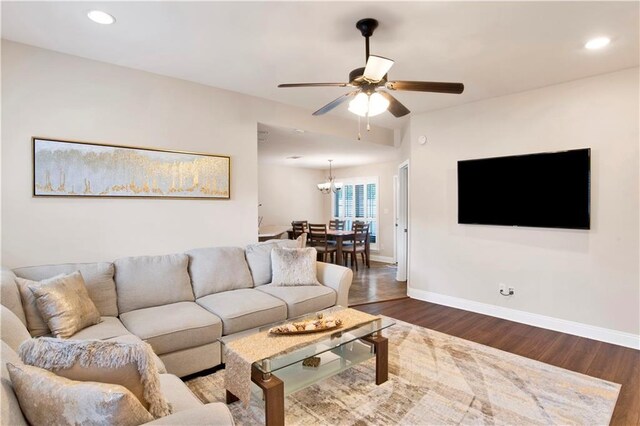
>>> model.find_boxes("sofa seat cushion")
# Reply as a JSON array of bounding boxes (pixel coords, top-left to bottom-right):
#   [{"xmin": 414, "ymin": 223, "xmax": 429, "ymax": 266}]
[
  {"xmin": 196, "ymin": 289, "xmax": 287, "ymax": 335},
  {"xmin": 114, "ymin": 254, "xmax": 194, "ymax": 314},
  {"xmin": 145, "ymin": 403, "xmax": 234, "ymax": 425},
  {"xmin": 158, "ymin": 374, "xmax": 202, "ymax": 413},
  {"xmin": 186, "ymin": 247, "xmax": 254, "ymax": 298},
  {"xmin": 119, "ymin": 302, "xmax": 222, "ymax": 355},
  {"xmin": 257, "ymin": 285, "xmax": 337, "ymax": 318},
  {"xmin": 69, "ymin": 316, "xmax": 132, "ymax": 341},
  {"xmin": 13, "ymin": 262, "xmax": 118, "ymax": 317}
]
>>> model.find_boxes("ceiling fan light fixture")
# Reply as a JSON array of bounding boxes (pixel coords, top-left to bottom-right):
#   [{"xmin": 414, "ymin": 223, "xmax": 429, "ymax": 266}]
[{"xmin": 348, "ymin": 92, "xmax": 389, "ymax": 117}]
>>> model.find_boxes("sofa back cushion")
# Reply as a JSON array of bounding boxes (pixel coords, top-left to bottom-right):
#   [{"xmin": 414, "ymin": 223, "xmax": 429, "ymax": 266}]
[
  {"xmin": 13, "ymin": 262, "xmax": 118, "ymax": 317},
  {"xmin": 1, "ymin": 342, "xmax": 28, "ymax": 426},
  {"xmin": 0, "ymin": 268, "xmax": 27, "ymax": 327},
  {"xmin": 245, "ymin": 239, "xmax": 299, "ymax": 286},
  {"xmin": 186, "ymin": 247, "xmax": 253, "ymax": 298},
  {"xmin": 0, "ymin": 306, "xmax": 30, "ymax": 353},
  {"xmin": 114, "ymin": 254, "xmax": 194, "ymax": 314}
]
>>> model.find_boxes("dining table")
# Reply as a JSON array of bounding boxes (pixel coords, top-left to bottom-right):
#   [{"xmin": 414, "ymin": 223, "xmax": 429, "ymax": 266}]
[{"xmin": 287, "ymin": 228, "xmax": 370, "ymax": 267}]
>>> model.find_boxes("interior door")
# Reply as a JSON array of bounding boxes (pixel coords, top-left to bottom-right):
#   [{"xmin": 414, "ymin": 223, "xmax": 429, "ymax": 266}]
[{"xmin": 396, "ymin": 162, "xmax": 409, "ymax": 282}]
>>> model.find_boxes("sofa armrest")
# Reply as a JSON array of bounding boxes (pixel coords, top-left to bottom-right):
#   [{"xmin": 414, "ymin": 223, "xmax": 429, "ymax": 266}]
[
  {"xmin": 316, "ymin": 262, "xmax": 353, "ymax": 307},
  {"xmin": 144, "ymin": 403, "xmax": 234, "ymax": 425}
]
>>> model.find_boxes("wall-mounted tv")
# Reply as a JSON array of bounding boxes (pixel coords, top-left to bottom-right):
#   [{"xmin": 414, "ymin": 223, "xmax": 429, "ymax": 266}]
[{"xmin": 457, "ymin": 148, "xmax": 590, "ymax": 230}]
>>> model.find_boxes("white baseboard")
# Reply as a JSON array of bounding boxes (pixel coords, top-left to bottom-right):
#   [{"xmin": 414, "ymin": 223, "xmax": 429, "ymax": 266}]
[
  {"xmin": 369, "ymin": 255, "xmax": 395, "ymax": 264},
  {"xmin": 407, "ymin": 287, "xmax": 640, "ymax": 350}
]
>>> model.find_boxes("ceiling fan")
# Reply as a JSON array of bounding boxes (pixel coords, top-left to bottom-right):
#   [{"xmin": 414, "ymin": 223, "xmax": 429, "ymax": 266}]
[{"xmin": 278, "ymin": 18, "xmax": 465, "ymax": 119}]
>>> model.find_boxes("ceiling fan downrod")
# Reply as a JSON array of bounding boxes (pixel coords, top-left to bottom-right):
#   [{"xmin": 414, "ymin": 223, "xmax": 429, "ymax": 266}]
[{"xmin": 356, "ymin": 18, "xmax": 378, "ymax": 61}]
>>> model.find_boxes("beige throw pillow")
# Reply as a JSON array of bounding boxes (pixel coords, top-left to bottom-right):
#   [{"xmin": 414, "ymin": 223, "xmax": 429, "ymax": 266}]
[
  {"xmin": 271, "ymin": 247, "xmax": 321, "ymax": 286},
  {"xmin": 18, "ymin": 337, "xmax": 171, "ymax": 419},
  {"xmin": 28, "ymin": 271, "xmax": 101, "ymax": 338},
  {"xmin": 16, "ymin": 274, "xmax": 63, "ymax": 337},
  {"xmin": 7, "ymin": 362, "xmax": 154, "ymax": 426}
]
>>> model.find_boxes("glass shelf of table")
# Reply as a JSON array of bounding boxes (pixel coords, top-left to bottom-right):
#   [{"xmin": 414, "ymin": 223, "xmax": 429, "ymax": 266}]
[{"xmin": 250, "ymin": 340, "xmax": 375, "ymax": 397}]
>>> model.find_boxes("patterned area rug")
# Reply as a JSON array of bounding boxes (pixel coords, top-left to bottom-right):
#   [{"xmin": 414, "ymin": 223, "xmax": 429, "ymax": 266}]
[{"xmin": 186, "ymin": 318, "xmax": 620, "ymax": 425}]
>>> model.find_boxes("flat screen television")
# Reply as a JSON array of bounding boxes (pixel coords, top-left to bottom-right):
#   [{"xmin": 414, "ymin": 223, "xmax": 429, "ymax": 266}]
[{"xmin": 457, "ymin": 148, "xmax": 590, "ymax": 229}]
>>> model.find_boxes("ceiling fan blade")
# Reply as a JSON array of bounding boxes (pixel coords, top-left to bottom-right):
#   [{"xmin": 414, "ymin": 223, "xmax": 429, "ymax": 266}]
[
  {"xmin": 363, "ymin": 55, "xmax": 395, "ymax": 82},
  {"xmin": 312, "ymin": 91, "xmax": 359, "ymax": 116},
  {"xmin": 278, "ymin": 83, "xmax": 349, "ymax": 88},
  {"xmin": 379, "ymin": 92, "xmax": 410, "ymax": 117},
  {"xmin": 386, "ymin": 81, "xmax": 464, "ymax": 94}
]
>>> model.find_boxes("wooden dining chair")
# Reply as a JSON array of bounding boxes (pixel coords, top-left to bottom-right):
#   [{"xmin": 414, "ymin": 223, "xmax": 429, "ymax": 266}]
[
  {"xmin": 291, "ymin": 221, "xmax": 308, "ymax": 240},
  {"xmin": 344, "ymin": 223, "xmax": 369, "ymax": 271},
  {"xmin": 329, "ymin": 219, "xmax": 345, "ymax": 231},
  {"xmin": 308, "ymin": 223, "xmax": 337, "ymax": 263},
  {"xmin": 352, "ymin": 220, "xmax": 366, "ymax": 230}
]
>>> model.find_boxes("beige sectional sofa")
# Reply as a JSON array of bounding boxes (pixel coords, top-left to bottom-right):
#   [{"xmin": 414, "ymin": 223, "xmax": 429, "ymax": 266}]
[{"xmin": 0, "ymin": 240, "xmax": 353, "ymax": 423}]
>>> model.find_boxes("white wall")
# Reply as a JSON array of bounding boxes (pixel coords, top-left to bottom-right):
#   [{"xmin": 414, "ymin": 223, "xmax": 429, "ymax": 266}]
[
  {"xmin": 332, "ymin": 161, "xmax": 399, "ymax": 260},
  {"xmin": 258, "ymin": 164, "xmax": 325, "ymax": 226},
  {"xmin": 408, "ymin": 68, "xmax": 639, "ymax": 342},
  {"xmin": 1, "ymin": 41, "xmax": 393, "ymax": 267}
]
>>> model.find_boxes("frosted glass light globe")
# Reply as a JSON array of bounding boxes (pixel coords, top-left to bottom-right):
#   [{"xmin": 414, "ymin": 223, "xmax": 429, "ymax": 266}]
[{"xmin": 348, "ymin": 92, "xmax": 389, "ymax": 117}]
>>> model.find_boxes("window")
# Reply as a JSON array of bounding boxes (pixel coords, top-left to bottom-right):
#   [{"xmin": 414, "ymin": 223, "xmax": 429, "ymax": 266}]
[{"xmin": 332, "ymin": 177, "xmax": 379, "ymax": 249}]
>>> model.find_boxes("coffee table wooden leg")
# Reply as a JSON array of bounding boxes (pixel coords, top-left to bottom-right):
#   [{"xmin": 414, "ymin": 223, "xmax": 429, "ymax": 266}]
[
  {"xmin": 252, "ymin": 367, "xmax": 285, "ymax": 426},
  {"xmin": 363, "ymin": 334, "xmax": 389, "ymax": 385}
]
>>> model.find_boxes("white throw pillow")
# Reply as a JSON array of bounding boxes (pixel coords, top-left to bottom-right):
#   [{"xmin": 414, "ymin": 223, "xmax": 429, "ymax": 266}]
[{"xmin": 271, "ymin": 247, "xmax": 321, "ymax": 286}]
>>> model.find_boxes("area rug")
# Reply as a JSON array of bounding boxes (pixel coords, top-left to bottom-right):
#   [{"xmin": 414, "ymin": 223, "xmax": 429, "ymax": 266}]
[{"xmin": 186, "ymin": 318, "xmax": 620, "ymax": 425}]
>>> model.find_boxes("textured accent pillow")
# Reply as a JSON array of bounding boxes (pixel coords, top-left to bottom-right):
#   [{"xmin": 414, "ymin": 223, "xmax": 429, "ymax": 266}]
[
  {"xmin": 271, "ymin": 247, "xmax": 321, "ymax": 286},
  {"xmin": 7, "ymin": 363, "xmax": 154, "ymax": 426},
  {"xmin": 27, "ymin": 271, "xmax": 101, "ymax": 338},
  {"xmin": 18, "ymin": 337, "xmax": 171, "ymax": 419},
  {"xmin": 16, "ymin": 274, "xmax": 64, "ymax": 337},
  {"xmin": 246, "ymin": 235, "xmax": 307, "ymax": 286}
]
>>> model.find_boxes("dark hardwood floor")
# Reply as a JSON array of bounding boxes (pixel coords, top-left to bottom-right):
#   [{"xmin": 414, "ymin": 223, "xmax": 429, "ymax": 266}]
[
  {"xmin": 347, "ymin": 261, "xmax": 407, "ymax": 306},
  {"xmin": 356, "ymin": 298, "xmax": 640, "ymax": 425}
]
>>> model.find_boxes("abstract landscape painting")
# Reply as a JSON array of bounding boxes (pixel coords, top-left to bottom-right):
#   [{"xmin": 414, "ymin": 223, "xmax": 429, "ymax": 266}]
[{"xmin": 33, "ymin": 138, "xmax": 230, "ymax": 199}]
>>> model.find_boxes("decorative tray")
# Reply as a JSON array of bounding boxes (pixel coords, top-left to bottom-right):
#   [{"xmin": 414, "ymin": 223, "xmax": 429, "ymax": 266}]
[{"xmin": 269, "ymin": 315, "xmax": 343, "ymax": 335}]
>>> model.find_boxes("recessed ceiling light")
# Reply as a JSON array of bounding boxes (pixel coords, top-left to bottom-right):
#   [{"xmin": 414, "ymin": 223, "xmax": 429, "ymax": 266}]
[
  {"xmin": 585, "ymin": 36, "xmax": 610, "ymax": 50},
  {"xmin": 87, "ymin": 10, "xmax": 116, "ymax": 25},
  {"xmin": 293, "ymin": 129, "xmax": 305, "ymax": 134}
]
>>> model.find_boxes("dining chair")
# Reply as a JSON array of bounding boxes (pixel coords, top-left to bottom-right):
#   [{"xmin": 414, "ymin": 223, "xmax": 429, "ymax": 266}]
[
  {"xmin": 344, "ymin": 223, "xmax": 369, "ymax": 271},
  {"xmin": 308, "ymin": 223, "xmax": 337, "ymax": 263},
  {"xmin": 352, "ymin": 220, "xmax": 366, "ymax": 230},
  {"xmin": 291, "ymin": 221, "xmax": 308, "ymax": 240},
  {"xmin": 329, "ymin": 219, "xmax": 345, "ymax": 231}
]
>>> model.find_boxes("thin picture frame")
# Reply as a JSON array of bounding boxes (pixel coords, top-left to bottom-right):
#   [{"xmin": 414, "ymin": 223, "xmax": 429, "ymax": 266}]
[{"xmin": 32, "ymin": 137, "xmax": 231, "ymax": 200}]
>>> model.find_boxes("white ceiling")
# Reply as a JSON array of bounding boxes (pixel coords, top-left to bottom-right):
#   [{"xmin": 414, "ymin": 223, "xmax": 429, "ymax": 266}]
[
  {"xmin": 2, "ymin": 2, "xmax": 639, "ymax": 130},
  {"xmin": 258, "ymin": 123, "xmax": 398, "ymax": 169}
]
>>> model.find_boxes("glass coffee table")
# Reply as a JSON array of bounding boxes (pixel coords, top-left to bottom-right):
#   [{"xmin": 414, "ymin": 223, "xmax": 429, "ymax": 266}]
[{"xmin": 220, "ymin": 306, "xmax": 395, "ymax": 426}]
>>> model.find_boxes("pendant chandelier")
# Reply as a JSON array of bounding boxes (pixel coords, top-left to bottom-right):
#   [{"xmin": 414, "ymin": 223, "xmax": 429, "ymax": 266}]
[{"xmin": 317, "ymin": 160, "xmax": 343, "ymax": 194}]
